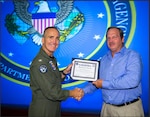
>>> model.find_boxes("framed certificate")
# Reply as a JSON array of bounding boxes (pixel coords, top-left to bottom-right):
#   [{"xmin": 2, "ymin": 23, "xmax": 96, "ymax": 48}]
[{"xmin": 70, "ymin": 59, "xmax": 99, "ymax": 81}]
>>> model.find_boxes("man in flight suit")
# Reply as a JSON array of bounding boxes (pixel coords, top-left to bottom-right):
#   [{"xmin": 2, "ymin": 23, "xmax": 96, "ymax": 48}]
[{"xmin": 28, "ymin": 27, "xmax": 83, "ymax": 117}]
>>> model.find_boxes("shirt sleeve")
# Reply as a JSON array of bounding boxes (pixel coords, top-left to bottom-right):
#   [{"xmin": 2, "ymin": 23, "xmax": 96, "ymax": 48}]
[
  {"xmin": 83, "ymin": 82, "xmax": 97, "ymax": 94},
  {"xmin": 102, "ymin": 51, "xmax": 142, "ymax": 90}
]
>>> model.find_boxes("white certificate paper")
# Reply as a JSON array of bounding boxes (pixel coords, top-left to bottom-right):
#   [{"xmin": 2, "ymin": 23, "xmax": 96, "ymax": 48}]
[{"xmin": 71, "ymin": 59, "xmax": 99, "ymax": 81}]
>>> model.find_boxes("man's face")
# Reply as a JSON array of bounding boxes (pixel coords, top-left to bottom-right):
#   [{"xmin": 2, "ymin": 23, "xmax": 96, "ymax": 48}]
[
  {"xmin": 106, "ymin": 28, "xmax": 124, "ymax": 54},
  {"xmin": 42, "ymin": 28, "xmax": 60, "ymax": 56}
]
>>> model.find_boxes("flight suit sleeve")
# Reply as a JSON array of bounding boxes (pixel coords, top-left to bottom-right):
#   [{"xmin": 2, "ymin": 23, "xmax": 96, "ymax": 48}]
[{"xmin": 30, "ymin": 63, "xmax": 70, "ymax": 101}]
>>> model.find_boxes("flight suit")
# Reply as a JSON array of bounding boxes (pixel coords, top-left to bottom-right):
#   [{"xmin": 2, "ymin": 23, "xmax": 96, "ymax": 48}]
[{"xmin": 28, "ymin": 48, "xmax": 69, "ymax": 117}]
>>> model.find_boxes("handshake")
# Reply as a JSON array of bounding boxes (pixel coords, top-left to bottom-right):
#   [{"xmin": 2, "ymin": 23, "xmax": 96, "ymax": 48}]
[{"xmin": 69, "ymin": 88, "xmax": 84, "ymax": 101}]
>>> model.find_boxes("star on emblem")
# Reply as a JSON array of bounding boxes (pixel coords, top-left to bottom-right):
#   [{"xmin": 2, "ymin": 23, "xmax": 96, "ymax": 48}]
[
  {"xmin": 78, "ymin": 52, "xmax": 84, "ymax": 58},
  {"xmin": 97, "ymin": 13, "xmax": 104, "ymax": 18}
]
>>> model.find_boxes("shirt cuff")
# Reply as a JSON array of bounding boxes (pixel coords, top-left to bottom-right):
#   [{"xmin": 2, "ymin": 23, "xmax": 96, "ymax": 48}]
[{"xmin": 102, "ymin": 80, "xmax": 110, "ymax": 89}]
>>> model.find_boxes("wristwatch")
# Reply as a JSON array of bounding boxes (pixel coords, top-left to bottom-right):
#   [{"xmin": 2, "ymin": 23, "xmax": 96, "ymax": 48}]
[{"xmin": 62, "ymin": 71, "xmax": 67, "ymax": 75}]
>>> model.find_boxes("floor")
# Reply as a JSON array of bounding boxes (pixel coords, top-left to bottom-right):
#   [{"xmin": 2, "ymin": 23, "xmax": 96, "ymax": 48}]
[
  {"xmin": 1, "ymin": 105, "xmax": 100, "ymax": 117},
  {"xmin": 1, "ymin": 105, "xmax": 149, "ymax": 117}
]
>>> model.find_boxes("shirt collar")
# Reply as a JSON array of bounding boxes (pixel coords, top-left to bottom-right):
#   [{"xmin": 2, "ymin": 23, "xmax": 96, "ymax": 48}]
[
  {"xmin": 40, "ymin": 47, "xmax": 55, "ymax": 60},
  {"xmin": 107, "ymin": 46, "xmax": 127, "ymax": 57}
]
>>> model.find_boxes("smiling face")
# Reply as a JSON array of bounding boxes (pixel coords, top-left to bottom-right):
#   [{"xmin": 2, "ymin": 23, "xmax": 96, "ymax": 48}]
[
  {"xmin": 106, "ymin": 28, "xmax": 124, "ymax": 57},
  {"xmin": 42, "ymin": 27, "xmax": 60, "ymax": 57}
]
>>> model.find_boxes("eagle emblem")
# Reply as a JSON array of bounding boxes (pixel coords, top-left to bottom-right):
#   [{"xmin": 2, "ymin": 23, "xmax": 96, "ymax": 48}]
[{"xmin": 5, "ymin": 0, "xmax": 84, "ymax": 45}]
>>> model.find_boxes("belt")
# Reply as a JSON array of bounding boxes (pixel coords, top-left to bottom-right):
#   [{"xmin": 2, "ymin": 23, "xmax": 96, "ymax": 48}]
[{"xmin": 108, "ymin": 98, "xmax": 139, "ymax": 107}]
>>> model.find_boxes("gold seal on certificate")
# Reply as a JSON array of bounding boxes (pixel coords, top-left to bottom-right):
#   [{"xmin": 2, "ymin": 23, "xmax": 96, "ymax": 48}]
[{"xmin": 71, "ymin": 59, "xmax": 99, "ymax": 81}]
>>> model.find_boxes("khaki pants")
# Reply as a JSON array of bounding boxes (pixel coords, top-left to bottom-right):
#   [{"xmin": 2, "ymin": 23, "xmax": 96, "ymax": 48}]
[{"xmin": 101, "ymin": 98, "xmax": 144, "ymax": 117}]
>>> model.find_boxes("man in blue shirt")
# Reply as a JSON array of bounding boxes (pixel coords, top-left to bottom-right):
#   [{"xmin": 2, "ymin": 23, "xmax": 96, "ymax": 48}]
[{"xmin": 83, "ymin": 26, "xmax": 144, "ymax": 117}]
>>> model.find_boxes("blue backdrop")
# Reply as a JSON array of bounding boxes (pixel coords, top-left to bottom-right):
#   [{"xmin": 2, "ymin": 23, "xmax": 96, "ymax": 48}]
[{"xmin": 0, "ymin": 0, "xmax": 149, "ymax": 115}]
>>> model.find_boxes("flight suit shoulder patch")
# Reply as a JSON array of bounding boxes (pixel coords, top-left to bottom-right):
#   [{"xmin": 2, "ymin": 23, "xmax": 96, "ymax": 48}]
[{"xmin": 39, "ymin": 64, "xmax": 47, "ymax": 73}]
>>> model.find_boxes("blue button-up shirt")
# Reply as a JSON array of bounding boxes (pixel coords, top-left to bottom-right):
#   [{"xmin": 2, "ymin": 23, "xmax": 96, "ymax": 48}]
[{"xmin": 83, "ymin": 46, "xmax": 142, "ymax": 105}]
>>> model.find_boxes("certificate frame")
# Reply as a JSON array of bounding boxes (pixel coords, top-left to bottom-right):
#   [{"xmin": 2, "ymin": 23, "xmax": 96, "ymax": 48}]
[{"xmin": 70, "ymin": 59, "xmax": 99, "ymax": 81}]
